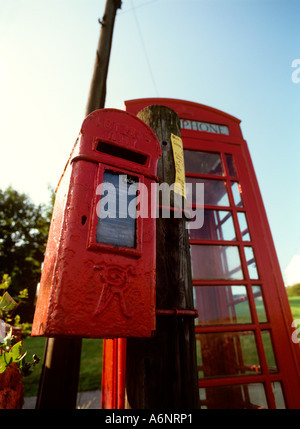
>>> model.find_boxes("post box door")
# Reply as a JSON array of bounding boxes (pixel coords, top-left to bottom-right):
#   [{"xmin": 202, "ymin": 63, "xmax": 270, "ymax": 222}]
[{"xmin": 32, "ymin": 108, "xmax": 161, "ymax": 339}]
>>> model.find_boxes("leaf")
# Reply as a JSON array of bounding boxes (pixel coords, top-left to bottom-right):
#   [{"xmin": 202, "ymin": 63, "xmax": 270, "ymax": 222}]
[
  {"xmin": 2, "ymin": 352, "xmax": 12, "ymax": 367},
  {"xmin": 0, "ymin": 355, "xmax": 7, "ymax": 373},
  {"xmin": 0, "ymin": 274, "xmax": 11, "ymax": 290},
  {"xmin": 19, "ymin": 352, "xmax": 41, "ymax": 377},
  {"xmin": 0, "ymin": 292, "xmax": 17, "ymax": 312},
  {"xmin": 17, "ymin": 288, "xmax": 28, "ymax": 300},
  {"xmin": 14, "ymin": 315, "xmax": 21, "ymax": 326},
  {"xmin": 10, "ymin": 341, "xmax": 23, "ymax": 361}
]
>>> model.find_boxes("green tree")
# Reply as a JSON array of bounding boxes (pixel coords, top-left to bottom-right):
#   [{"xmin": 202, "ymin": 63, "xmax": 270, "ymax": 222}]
[
  {"xmin": 286, "ymin": 283, "xmax": 300, "ymax": 297},
  {"xmin": 0, "ymin": 187, "xmax": 53, "ymax": 322}
]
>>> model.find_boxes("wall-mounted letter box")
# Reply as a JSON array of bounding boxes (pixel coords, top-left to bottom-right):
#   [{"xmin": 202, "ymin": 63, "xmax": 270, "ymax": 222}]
[{"xmin": 31, "ymin": 109, "xmax": 161, "ymax": 338}]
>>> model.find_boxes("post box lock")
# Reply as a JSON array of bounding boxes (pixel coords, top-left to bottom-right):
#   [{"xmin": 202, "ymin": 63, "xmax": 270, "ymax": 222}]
[{"xmin": 32, "ymin": 109, "xmax": 161, "ymax": 338}]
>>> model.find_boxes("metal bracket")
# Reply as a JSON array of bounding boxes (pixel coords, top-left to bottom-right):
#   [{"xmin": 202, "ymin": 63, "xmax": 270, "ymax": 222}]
[{"xmin": 156, "ymin": 308, "xmax": 198, "ymax": 318}]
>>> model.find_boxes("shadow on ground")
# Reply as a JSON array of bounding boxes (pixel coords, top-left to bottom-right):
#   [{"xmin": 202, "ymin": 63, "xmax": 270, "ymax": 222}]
[{"xmin": 22, "ymin": 390, "xmax": 102, "ymax": 409}]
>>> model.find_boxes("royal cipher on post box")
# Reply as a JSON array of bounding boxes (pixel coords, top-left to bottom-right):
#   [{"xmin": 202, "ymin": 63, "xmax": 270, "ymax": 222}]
[{"xmin": 31, "ymin": 109, "xmax": 161, "ymax": 338}]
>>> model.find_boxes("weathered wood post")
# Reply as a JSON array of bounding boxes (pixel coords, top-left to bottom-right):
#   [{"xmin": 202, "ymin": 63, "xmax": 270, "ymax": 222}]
[{"xmin": 125, "ymin": 105, "xmax": 200, "ymax": 409}]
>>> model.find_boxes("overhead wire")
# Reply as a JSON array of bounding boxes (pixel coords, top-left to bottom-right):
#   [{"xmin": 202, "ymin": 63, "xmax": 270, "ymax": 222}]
[
  {"xmin": 119, "ymin": 0, "xmax": 159, "ymax": 15},
  {"xmin": 130, "ymin": 0, "xmax": 159, "ymax": 97}
]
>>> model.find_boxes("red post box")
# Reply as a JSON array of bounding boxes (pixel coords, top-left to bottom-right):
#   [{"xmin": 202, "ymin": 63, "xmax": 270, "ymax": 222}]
[{"xmin": 31, "ymin": 109, "xmax": 161, "ymax": 338}]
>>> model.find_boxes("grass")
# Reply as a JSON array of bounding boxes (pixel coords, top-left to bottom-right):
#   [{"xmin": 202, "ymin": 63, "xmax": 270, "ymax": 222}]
[
  {"xmin": 288, "ymin": 296, "xmax": 300, "ymax": 320},
  {"xmin": 22, "ymin": 337, "xmax": 46, "ymax": 397},
  {"xmin": 78, "ymin": 338, "xmax": 103, "ymax": 392},
  {"xmin": 22, "ymin": 337, "xmax": 103, "ymax": 397},
  {"xmin": 21, "ymin": 297, "xmax": 300, "ymax": 397}
]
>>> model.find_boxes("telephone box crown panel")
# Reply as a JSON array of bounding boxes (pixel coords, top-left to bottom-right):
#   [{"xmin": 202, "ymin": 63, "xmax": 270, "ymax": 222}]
[
  {"xmin": 32, "ymin": 109, "xmax": 161, "ymax": 339},
  {"xmin": 125, "ymin": 98, "xmax": 244, "ymax": 143}
]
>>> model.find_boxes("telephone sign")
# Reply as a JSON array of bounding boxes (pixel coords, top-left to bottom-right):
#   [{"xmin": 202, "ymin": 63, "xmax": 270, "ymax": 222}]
[{"xmin": 32, "ymin": 108, "xmax": 161, "ymax": 338}]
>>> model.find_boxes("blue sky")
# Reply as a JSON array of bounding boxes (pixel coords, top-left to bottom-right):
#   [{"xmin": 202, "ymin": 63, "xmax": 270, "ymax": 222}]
[{"xmin": 0, "ymin": 0, "xmax": 299, "ymax": 284}]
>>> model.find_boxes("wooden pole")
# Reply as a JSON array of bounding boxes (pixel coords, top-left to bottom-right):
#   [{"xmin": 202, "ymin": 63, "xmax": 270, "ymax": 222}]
[
  {"xmin": 36, "ymin": 0, "xmax": 121, "ymax": 409},
  {"xmin": 85, "ymin": 0, "xmax": 122, "ymax": 115},
  {"xmin": 35, "ymin": 337, "xmax": 82, "ymax": 409},
  {"xmin": 125, "ymin": 105, "xmax": 200, "ymax": 409}
]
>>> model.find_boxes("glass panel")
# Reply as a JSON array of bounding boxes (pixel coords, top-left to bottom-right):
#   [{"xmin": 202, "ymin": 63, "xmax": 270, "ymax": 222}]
[
  {"xmin": 189, "ymin": 210, "xmax": 236, "ymax": 240},
  {"xmin": 261, "ymin": 331, "xmax": 278, "ymax": 373},
  {"xmin": 237, "ymin": 212, "xmax": 251, "ymax": 241},
  {"xmin": 184, "ymin": 150, "xmax": 223, "ymax": 175},
  {"xmin": 185, "ymin": 177, "xmax": 229, "ymax": 206},
  {"xmin": 252, "ymin": 286, "xmax": 268, "ymax": 322},
  {"xmin": 225, "ymin": 154, "xmax": 237, "ymax": 177},
  {"xmin": 231, "ymin": 182, "xmax": 243, "ymax": 207},
  {"xmin": 199, "ymin": 383, "xmax": 268, "ymax": 409},
  {"xmin": 191, "ymin": 245, "xmax": 244, "ymax": 280},
  {"xmin": 271, "ymin": 382, "xmax": 286, "ymax": 409},
  {"xmin": 194, "ymin": 285, "xmax": 252, "ymax": 325},
  {"xmin": 196, "ymin": 331, "xmax": 261, "ymax": 379},
  {"xmin": 244, "ymin": 246, "xmax": 259, "ymax": 279},
  {"xmin": 96, "ymin": 171, "xmax": 138, "ymax": 248}
]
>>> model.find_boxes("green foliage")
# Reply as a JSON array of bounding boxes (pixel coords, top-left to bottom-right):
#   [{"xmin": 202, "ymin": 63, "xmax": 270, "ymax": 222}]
[
  {"xmin": 0, "ymin": 274, "xmax": 16, "ymax": 319},
  {"xmin": 0, "ymin": 291, "xmax": 16, "ymax": 314},
  {"xmin": 0, "ymin": 330, "xmax": 23, "ymax": 373},
  {"xmin": 286, "ymin": 283, "xmax": 300, "ymax": 297},
  {"xmin": 0, "ymin": 186, "xmax": 53, "ymax": 321},
  {"xmin": 0, "ymin": 327, "xmax": 40, "ymax": 375},
  {"xmin": 0, "ymin": 274, "xmax": 28, "ymax": 327},
  {"xmin": 0, "ymin": 274, "xmax": 40, "ymax": 376},
  {"xmin": 0, "ymin": 273, "xmax": 11, "ymax": 290}
]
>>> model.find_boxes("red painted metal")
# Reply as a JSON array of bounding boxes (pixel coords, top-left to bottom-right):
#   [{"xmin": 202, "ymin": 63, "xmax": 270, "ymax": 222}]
[
  {"xmin": 100, "ymin": 98, "xmax": 300, "ymax": 409},
  {"xmin": 101, "ymin": 338, "xmax": 126, "ymax": 409},
  {"xmin": 31, "ymin": 108, "xmax": 161, "ymax": 339}
]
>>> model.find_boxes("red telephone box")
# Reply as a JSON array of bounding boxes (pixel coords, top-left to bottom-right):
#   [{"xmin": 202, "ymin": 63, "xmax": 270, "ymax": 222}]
[
  {"xmin": 101, "ymin": 98, "xmax": 300, "ymax": 409},
  {"xmin": 32, "ymin": 108, "xmax": 161, "ymax": 339}
]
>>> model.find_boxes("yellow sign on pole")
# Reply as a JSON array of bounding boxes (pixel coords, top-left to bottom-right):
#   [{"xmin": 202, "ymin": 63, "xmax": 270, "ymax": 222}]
[{"xmin": 170, "ymin": 133, "xmax": 185, "ymax": 198}]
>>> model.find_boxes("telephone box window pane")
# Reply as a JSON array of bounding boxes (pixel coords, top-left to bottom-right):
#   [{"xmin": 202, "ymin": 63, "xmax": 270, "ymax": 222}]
[
  {"xmin": 231, "ymin": 182, "xmax": 243, "ymax": 207},
  {"xmin": 189, "ymin": 210, "xmax": 236, "ymax": 241},
  {"xmin": 272, "ymin": 382, "xmax": 286, "ymax": 409},
  {"xmin": 194, "ymin": 285, "xmax": 251, "ymax": 325},
  {"xmin": 237, "ymin": 212, "xmax": 251, "ymax": 241},
  {"xmin": 184, "ymin": 150, "xmax": 223, "ymax": 175},
  {"xmin": 261, "ymin": 331, "xmax": 278, "ymax": 374},
  {"xmin": 96, "ymin": 171, "xmax": 138, "ymax": 248},
  {"xmin": 191, "ymin": 245, "xmax": 244, "ymax": 280},
  {"xmin": 252, "ymin": 286, "xmax": 268, "ymax": 322},
  {"xmin": 185, "ymin": 177, "xmax": 229, "ymax": 206},
  {"xmin": 244, "ymin": 246, "xmax": 259, "ymax": 279},
  {"xmin": 196, "ymin": 331, "xmax": 261, "ymax": 379},
  {"xmin": 199, "ymin": 383, "xmax": 268, "ymax": 409},
  {"xmin": 225, "ymin": 154, "xmax": 237, "ymax": 177}
]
